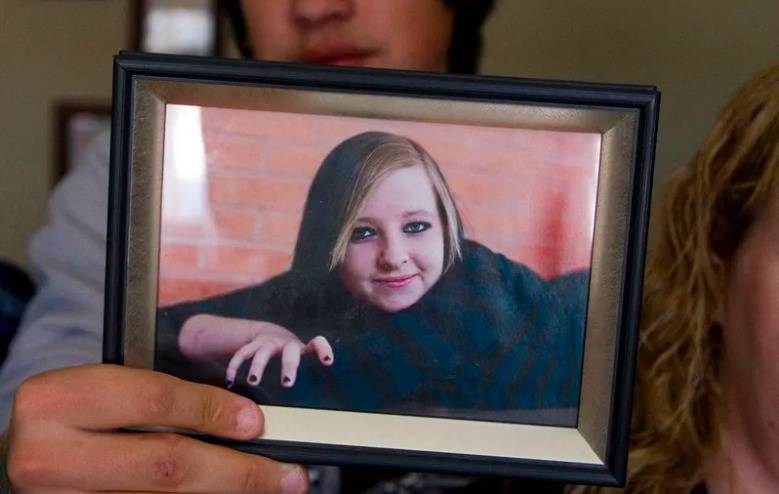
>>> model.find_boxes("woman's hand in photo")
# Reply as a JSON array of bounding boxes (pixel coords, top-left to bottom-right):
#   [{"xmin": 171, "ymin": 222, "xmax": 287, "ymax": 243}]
[
  {"xmin": 226, "ymin": 328, "xmax": 333, "ymax": 389},
  {"xmin": 178, "ymin": 314, "xmax": 333, "ymax": 389}
]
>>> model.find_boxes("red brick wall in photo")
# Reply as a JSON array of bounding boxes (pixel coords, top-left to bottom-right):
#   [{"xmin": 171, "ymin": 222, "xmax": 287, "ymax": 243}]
[{"xmin": 158, "ymin": 106, "xmax": 600, "ymax": 306}]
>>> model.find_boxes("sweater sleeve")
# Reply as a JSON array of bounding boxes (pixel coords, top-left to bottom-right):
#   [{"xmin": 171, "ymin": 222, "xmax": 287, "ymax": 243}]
[
  {"xmin": 154, "ymin": 271, "xmax": 303, "ymax": 387},
  {"xmin": 488, "ymin": 265, "xmax": 588, "ymax": 412},
  {"xmin": 0, "ymin": 132, "xmax": 109, "ymax": 430}
]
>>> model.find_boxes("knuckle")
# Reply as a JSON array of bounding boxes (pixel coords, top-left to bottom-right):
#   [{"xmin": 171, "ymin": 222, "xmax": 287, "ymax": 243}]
[
  {"xmin": 238, "ymin": 460, "xmax": 274, "ymax": 494},
  {"xmin": 12, "ymin": 375, "xmax": 52, "ymax": 420},
  {"xmin": 6, "ymin": 440, "xmax": 52, "ymax": 488},
  {"xmin": 249, "ymin": 353, "xmax": 267, "ymax": 366},
  {"xmin": 198, "ymin": 393, "xmax": 229, "ymax": 430},
  {"xmin": 142, "ymin": 380, "xmax": 177, "ymax": 419},
  {"xmin": 311, "ymin": 336, "xmax": 331, "ymax": 352},
  {"xmin": 145, "ymin": 433, "xmax": 190, "ymax": 489},
  {"xmin": 284, "ymin": 333, "xmax": 303, "ymax": 345}
]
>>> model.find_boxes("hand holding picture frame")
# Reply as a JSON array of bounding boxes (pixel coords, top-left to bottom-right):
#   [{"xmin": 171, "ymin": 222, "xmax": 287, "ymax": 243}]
[{"xmin": 104, "ymin": 52, "xmax": 658, "ymax": 486}]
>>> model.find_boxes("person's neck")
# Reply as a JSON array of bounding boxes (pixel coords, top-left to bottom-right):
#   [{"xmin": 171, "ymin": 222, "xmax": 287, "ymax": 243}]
[{"xmin": 703, "ymin": 399, "xmax": 779, "ymax": 493}]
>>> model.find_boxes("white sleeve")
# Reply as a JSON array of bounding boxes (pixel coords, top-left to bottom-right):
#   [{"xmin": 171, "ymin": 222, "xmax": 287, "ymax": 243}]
[{"xmin": 0, "ymin": 132, "xmax": 110, "ymax": 429}]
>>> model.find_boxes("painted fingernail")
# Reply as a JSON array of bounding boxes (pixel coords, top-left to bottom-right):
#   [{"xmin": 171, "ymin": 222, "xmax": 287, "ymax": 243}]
[
  {"xmin": 226, "ymin": 379, "xmax": 234, "ymax": 389},
  {"xmin": 248, "ymin": 374, "xmax": 258, "ymax": 384},
  {"xmin": 282, "ymin": 376, "xmax": 292, "ymax": 385},
  {"xmin": 323, "ymin": 355, "xmax": 332, "ymax": 362},
  {"xmin": 281, "ymin": 465, "xmax": 306, "ymax": 494},
  {"xmin": 236, "ymin": 406, "xmax": 260, "ymax": 435}
]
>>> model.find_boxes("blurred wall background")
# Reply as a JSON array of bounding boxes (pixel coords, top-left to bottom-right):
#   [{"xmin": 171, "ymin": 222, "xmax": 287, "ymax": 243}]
[
  {"xmin": 0, "ymin": 0, "xmax": 776, "ymax": 268},
  {"xmin": 480, "ymin": 0, "xmax": 778, "ymax": 220},
  {"xmin": 0, "ymin": 1, "xmax": 132, "ymax": 266}
]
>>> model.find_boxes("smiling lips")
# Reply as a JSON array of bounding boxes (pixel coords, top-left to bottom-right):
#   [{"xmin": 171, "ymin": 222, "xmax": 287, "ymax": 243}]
[{"xmin": 374, "ymin": 274, "xmax": 418, "ymax": 288}]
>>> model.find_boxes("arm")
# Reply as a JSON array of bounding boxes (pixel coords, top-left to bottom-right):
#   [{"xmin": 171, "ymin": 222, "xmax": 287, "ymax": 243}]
[
  {"xmin": 179, "ymin": 314, "xmax": 292, "ymax": 361},
  {"xmin": 178, "ymin": 313, "xmax": 332, "ymax": 388},
  {"xmin": 485, "ymin": 253, "xmax": 588, "ymax": 412},
  {"xmin": 157, "ymin": 270, "xmax": 336, "ymax": 389},
  {"xmin": 0, "ymin": 134, "xmax": 109, "ymax": 429}
]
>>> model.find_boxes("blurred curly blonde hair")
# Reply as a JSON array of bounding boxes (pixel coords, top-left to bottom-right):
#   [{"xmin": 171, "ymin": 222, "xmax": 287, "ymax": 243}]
[{"xmin": 571, "ymin": 64, "xmax": 779, "ymax": 494}]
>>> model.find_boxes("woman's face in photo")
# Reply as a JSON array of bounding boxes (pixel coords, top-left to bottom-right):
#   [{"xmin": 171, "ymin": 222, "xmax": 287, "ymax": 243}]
[{"xmin": 339, "ymin": 165, "xmax": 445, "ymax": 312}]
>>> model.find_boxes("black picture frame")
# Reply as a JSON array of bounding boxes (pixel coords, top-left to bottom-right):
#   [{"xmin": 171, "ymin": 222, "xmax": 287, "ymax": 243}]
[{"xmin": 104, "ymin": 51, "xmax": 659, "ymax": 486}]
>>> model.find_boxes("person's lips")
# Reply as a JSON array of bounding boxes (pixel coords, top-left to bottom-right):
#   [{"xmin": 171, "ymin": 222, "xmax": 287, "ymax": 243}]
[
  {"xmin": 374, "ymin": 274, "xmax": 418, "ymax": 288},
  {"xmin": 301, "ymin": 43, "xmax": 375, "ymax": 67}
]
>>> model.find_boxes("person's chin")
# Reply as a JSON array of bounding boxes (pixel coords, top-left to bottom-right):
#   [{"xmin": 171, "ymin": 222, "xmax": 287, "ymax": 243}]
[{"xmin": 382, "ymin": 292, "xmax": 428, "ymax": 312}]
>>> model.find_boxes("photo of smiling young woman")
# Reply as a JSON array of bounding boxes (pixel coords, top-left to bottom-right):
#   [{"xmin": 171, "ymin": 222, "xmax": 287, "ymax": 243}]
[{"xmin": 155, "ymin": 121, "xmax": 596, "ymax": 425}]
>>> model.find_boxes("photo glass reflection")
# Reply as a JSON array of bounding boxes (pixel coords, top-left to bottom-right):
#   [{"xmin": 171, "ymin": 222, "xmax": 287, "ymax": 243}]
[{"xmin": 154, "ymin": 104, "xmax": 601, "ymax": 427}]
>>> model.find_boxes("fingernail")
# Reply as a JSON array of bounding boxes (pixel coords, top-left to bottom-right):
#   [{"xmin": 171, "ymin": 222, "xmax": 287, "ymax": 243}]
[
  {"xmin": 248, "ymin": 374, "xmax": 258, "ymax": 384},
  {"xmin": 323, "ymin": 355, "xmax": 332, "ymax": 362},
  {"xmin": 236, "ymin": 406, "xmax": 260, "ymax": 435},
  {"xmin": 281, "ymin": 465, "xmax": 306, "ymax": 494}
]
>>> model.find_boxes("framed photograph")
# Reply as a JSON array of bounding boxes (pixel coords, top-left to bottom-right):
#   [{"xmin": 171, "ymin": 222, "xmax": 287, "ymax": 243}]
[{"xmin": 104, "ymin": 52, "xmax": 659, "ymax": 486}]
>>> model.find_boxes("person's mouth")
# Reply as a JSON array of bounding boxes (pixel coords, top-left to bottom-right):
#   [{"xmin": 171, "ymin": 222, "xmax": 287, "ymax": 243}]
[
  {"xmin": 374, "ymin": 274, "xmax": 418, "ymax": 288},
  {"xmin": 301, "ymin": 44, "xmax": 375, "ymax": 67}
]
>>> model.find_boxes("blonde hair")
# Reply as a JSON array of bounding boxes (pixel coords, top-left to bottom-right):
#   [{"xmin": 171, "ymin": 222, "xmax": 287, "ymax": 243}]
[
  {"xmin": 572, "ymin": 64, "xmax": 779, "ymax": 494},
  {"xmin": 328, "ymin": 134, "xmax": 463, "ymax": 272}
]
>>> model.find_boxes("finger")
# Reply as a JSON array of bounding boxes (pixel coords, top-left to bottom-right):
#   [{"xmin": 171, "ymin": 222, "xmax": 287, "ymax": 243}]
[
  {"xmin": 280, "ymin": 342, "xmax": 302, "ymax": 388},
  {"xmin": 306, "ymin": 335, "xmax": 334, "ymax": 366},
  {"xmin": 16, "ymin": 365, "xmax": 265, "ymax": 439},
  {"xmin": 30, "ymin": 430, "xmax": 307, "ymax": 494},
  {"xmin": 225, "ymin": 338, "xmax": 267, "ymax": 387},
  {"xmin": 247, "ymin": 340, "xmax": 282, "ymax": 386}
]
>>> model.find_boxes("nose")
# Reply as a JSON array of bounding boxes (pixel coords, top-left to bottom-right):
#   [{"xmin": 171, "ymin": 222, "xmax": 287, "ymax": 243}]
[
  {"xmin": 378, "ymin": 234, "xmax": 409, "ymax": 271},
  {"xmin": 290, "ymin": 0, "xmax": 354, "ymax": 27}
]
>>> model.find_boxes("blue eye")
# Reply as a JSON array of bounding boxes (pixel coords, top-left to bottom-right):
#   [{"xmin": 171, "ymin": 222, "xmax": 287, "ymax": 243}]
[
  {"xmin": 350, "ymin": 226, "xmax": 376, "ymax": 241},
  {"xmin": 403, "ymin": 221, "xmax": 431, "ymax": 234}
]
